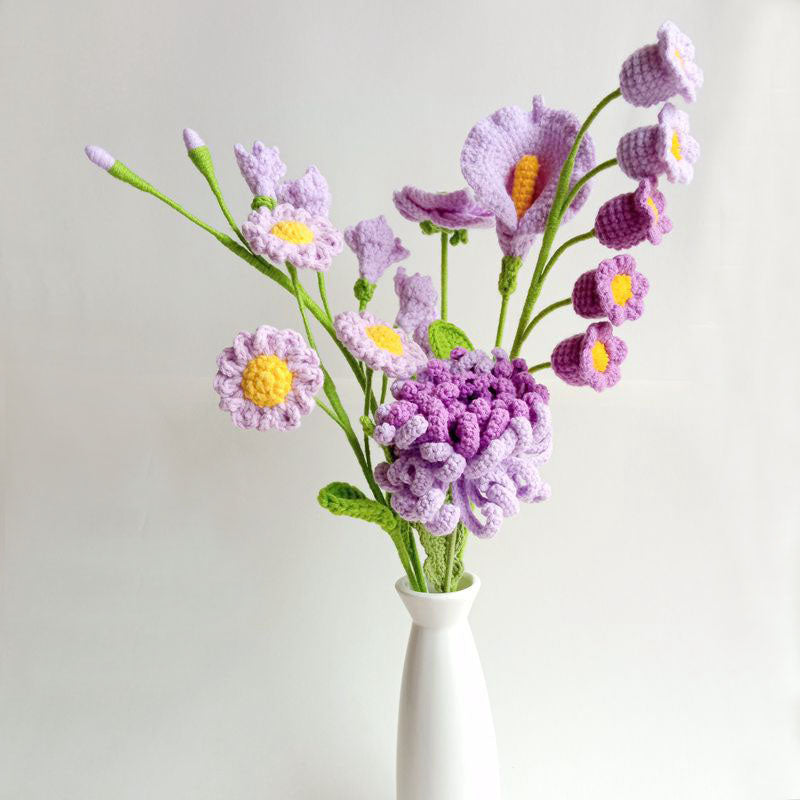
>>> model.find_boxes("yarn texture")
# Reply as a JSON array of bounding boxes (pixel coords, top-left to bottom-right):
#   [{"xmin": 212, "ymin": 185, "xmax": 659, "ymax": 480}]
[
  {"xmin": 594, "ymin": 178, "xmax": 672, "ymax": 250},
  {"xmin": 551, "ymin": 322, "xmax": 627, "ymax": 392},
  {"xmin": 345, "ymin": 215, "xmax": 410, "ymax": 284},
  {"xmin": 572, "ymin": 254, "xmax": 649, "ymax": 326},
  {"xmin": 394, "ymin": 267, "xmax": 439, "ymax": 356},
  {"xmin": 393, "ymin": 186, "xmax": 494, "ymax": 230}
]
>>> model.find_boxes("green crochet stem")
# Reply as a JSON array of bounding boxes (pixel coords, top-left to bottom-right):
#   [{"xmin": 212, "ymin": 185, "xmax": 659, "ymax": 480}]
[
  {"xmin": 363, "ymin": 368, "xmax": 374, "ymax": 477},
  {"xmin": 186, "ymin": 145, "xmax": 248, "ymax": 246},
  {"xmin": 287, "ymin": 264, "xmax": 384, "ymax": 506},
  {"xmin": 105, "ymin": 161, "xmax": 366, "ymax": 385},
  {"xmin": 443, "ymin": 525, "xmax": 458, "ymax": 593},
  {"xmin": 522, "ymin": 297, "xmax": 572, "ymax": 340},
  {"xmin": 440, "ymin": 231, "xmax": 449, "ymax": 321},
  {"xmin": 380, "ymin": 374, "xmax": 388, "ymax": 404},
  {"xmin": 510, "ymin": 87, "xmax": 621, "ymax": 358},
  {"xmin": 559, "ymin": 157, "xmax": 618, "ymax": 217},
  {"xmin": 317, "ymin": 272, "xmax": 334, "ymax": 322},
  {"xmin": 528, "ymin": 361, "xmax": 552, "ymax": 374},
  {"xmin": 495, "ymin": 294, "xmax": 510, "ymax": 348}
]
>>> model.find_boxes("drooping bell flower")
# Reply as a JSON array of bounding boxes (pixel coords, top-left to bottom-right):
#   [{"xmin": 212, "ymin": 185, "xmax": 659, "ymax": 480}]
[
  {"xmin": 551, "ymin": 322, "xmax": 627, "ymax": 392},
  {"xmin": 594, "ymin": 178, "xmax": 672, "ymax": 250},
  {"xmin": 572, "ymin": 254, "xmax": 649, "ymax": 326}
]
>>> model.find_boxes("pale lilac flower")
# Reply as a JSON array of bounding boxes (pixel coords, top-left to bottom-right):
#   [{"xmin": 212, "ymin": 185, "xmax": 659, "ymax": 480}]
[
  {"xmin": 334, "ymin": 311, "xmax": 427, "ymax": 379},
  {"xmin": 393, "ymin": 267, "xmax": 438, "ymax": 355},
  {"xmin": 461, "ymin": 96, "xmax": 596, "ymax": 259},
  {"xmin": 214, "ymin": 325, "xmax": 323, "ymax": 431},
  {"xmin": 242, "ymin": 203, "xmax": 343, "ymax": 272},
  {"xmin": 234, "ymin": 141, "xmax": 287, "ymax": 198},
  {"xmin": 276, "ymin": 165, "xmax": 331, "ymax": 216},
  {"xmin": 617, "ymin": 102, "xmax": 699, "ymax": 183},
  {"xmin": 393, "ymin": 186, "xmax": 494, "ymax": 230},
  {"xmin": 345, "ymin": 216, "xmax": 409, "ymax": 283}
]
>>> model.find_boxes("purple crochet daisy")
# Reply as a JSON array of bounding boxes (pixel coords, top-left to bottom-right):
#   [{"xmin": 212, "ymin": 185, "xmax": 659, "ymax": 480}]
[
  {"xmin": 393, "ymin": 186, "xmax": 494, "ymax": 230},
  {"xmin": 394, "ymin": 267, "xmax": 439, "ymax": 355},
  {"xmin": 594, "ymin": 178, "xmax": 672, "ymax": 250},
  {"xmin": 461, "ymin": 95, "xmax": 596, "ymax": 259},
  {"xmin": 214, "ymin": 325, "xmax": 323, "ymax": 431},
  {"xmin": 334, "ymin": 311, "xmax": 427, "ymax": 379},
  {"xmin": 241, "ymin": 203, "xmax": 343, "ymax": 272},
  {"xmin": 344, "ymin": 215, "xmax": 410, "ymax": 284},
  {"xmin": 551, "ymin": 322, "xmax": 627, "ymax": 392},
  {"xmin": 617, "ymin": 102, "xmax": 700, "ymax": 184},
  {"xmin": 276, "ymin": 165, "xmax": 331, "ymax": 216},
  {"xmin": 372, "ymin": 349, "xmax": 552, "ymax": 538},
  {"xmin": 234, "ymin": 142, "xmax": 287, "ymax": 198},
  {"xmin": 620, "ymin": 20, "xmax": 704, "ymax": 107},
  {"xmin": 572, "ymin": 255, "xmax": 649, "ymax": 326}
]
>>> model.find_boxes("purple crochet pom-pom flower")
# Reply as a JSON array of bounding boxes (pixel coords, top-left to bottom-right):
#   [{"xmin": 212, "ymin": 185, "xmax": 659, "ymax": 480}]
[
  {"xmin": 617, "ymin": 102, "xmax": 700, "ymax": 184},
  {"xmin": 344, "ymin": 216, "xmax": 410, "ymax": 284},
  {"xmin": 551, "ymin": 322, "xmax": 627, "ymax": 392},
  {"xmin": 242, "ymin": 203, "xmax": 343, "ymax": 272},
  {"xmin": 373, "ymin": 349, "xmax": 552, "ymax": 538},
  {"xmin": 620, "ymin": 20, "xmax": 704, "ymax": 107},
  {"xmin": 594, "ymin": 178, "xmax": 672, "ymax": 250},
  {"xmin": 461, "ymin": 95, "xmax": 596, "ymax": 259},
  {"xmin": 214, "ymin": 325, "xmax": 323, "ymax": 431},
  {"xmin": 393, "ymin": 186, "xmax": 494, "ymax": 230},
  {"xmin": 234, "ymin": 141, "xmax": 287, "ymax": 198},
  {"xmin": 572, "ymin": 255, "xmax": 649, "ymax": 326},
  {"xmin": 394, "ymin": 267, "xmax": 439, "ymax": 355}
]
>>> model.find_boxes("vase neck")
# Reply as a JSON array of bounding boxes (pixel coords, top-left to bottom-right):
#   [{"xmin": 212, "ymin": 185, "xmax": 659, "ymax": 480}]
[{"xmin": 395, "ymin": 573, "xmax": 480, "ymax": 629}]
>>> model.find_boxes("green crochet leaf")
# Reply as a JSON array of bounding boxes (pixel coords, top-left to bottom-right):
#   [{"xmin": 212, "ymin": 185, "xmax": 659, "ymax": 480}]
[
  {"xmin": 428, "ymin": 321, "xmax": 474, "ymax": 360},
  {"xmin": 317, "ymin": 482, "xmax": 397, "ymax": 535},
  {"xmin": 418, "ymin": 523, "xmax": 468, "ymax": 593}
]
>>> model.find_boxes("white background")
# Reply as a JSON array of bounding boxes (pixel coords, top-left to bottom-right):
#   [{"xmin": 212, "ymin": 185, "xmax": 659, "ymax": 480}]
[{"xmin": 2, "ymin": 1, "xmax": 798, "ymax": 798}]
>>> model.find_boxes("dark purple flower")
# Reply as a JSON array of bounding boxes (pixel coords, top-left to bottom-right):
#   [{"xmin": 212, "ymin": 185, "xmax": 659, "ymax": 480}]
[
  {"xmin": 572, "ymin": 254, "xmax": 649, "ymax": 326},
  {"xmin": 551, "ymin": 322, "xmax": 627, "ymax": 392},
  {"xmin": 594, "ymin": 178, "xmax": 672, "ymax": 250}
]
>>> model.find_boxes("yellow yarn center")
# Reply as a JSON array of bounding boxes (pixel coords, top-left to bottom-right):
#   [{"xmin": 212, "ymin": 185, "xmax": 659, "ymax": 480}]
[
  {"xmin": 674, "ymin": 48, "xmax": 684, "ymax": 67},
  {"xmin": 270, "ymin": 220, "xmax": 315, "ymax": 244},
  {"xmin": 645, "ymin": 195, "xmax": 659, "ymax": 222},
  {"xmin": 366, "ymin": 324, "xmax": 404, "ymax": 355},
  {"xmin": 610, "ymin": 274, "xmax": 633, "ymax": 306},
  {"xmin": 511, "ymin": 155, "xmax": 540, "ymax": 219},
  {"xmin": 591, "ymin": 341, "xmax": 609, "ymax": 373},
  {"xmin": 671, "ymin": 131, "xmax": 682, "ymax": 161},
  {"xmin": 241, "ymin": 354, "xmax": 294, "ymax": 407}
]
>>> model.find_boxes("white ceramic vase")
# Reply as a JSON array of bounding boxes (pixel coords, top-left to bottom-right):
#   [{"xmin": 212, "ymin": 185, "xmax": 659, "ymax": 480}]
[{"xmin": 395, "ymin": 572, "xmax": 501, "ymax": 800}]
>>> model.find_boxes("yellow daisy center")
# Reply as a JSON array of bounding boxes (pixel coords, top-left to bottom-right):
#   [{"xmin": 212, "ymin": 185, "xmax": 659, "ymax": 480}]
[
  {"xmin": 671, "ymin": 131, "xmax": 682, "ymax": 161},
  {"xmin": 674, "ymin": 48, "xmax": 684, "ymax": 67},
  {"xmin": 591, "ymin": 341, "xmax": 609, "ymax": 373},
  {"xmin": 645, "ymin": 195, "xmax": 659, "ymax": 222},
  {"xmin": 241, "ymin": 354, "xmax": 294, "ymax": 407},
  {"xmin": 511, "ymin": 155, "xmax": 540, "ymax": 220},
  {"xmin": 610, "ymin": 274, "xmax": 633, "ymax": 306},
  {"xmin": 366, "ymin": 324, "xmax": 404, "ymax": 356},
  {"xmin": 270, "ymin": 220, "xmax": 315, "ymax": 244}
]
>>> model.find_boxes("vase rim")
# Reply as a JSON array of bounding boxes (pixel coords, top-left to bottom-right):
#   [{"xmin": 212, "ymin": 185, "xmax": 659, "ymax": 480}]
[{"xmin": 395, "ymin": 571, "xmax": 480, "ymax": 599}]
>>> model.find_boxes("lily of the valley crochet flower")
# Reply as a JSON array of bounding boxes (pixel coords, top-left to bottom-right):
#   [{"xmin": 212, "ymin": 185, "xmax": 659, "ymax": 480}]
[{"xmin": 86, "ymin": 19, "xmax": 702, "ymax": 593}]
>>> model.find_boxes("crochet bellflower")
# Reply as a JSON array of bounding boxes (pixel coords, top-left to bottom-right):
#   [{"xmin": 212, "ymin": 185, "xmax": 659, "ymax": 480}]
[
  {"xmin": 393, "ymin": 186, "xmax": 494, "ymax": 230},
  {"xmin": 594, "ymin": 178, "xmax": 672, "ymax": 250},
  {"xmin": 234, "ymin": 142, "xmax": 331, "ymax": 215},
  {"xmin": 572, "ymin": 254, "xmax": 649, "ymax": 326},
  {"xmin": 214, "ymin": 325, "xmax": 324, "ymax": 431},
  {"xmin": 394, "ymin": 266, "xmax": 439, "ymax": 355},
  {"xmin": 373, "ymin": 349, "xmax": 552, "ymax": 538},
  {"xmin": 344, "ymin": 215, "xmax": 410, "ymax": 284},
  {"xmin": 551, "ymin": 322, "xmax": 627, "ymax": 392},
  {"xmin": 461, "ymin": 96, "xmax": 596, "ymax": 259},
  {"xmin": 334, "ymin": 311, "xmax": 428, "ymax": 379},
  {"xmin": 617, "ymin": 102, "xmax": 699, "ymax": 184},
  {"xmin": 620, "ymin": 20, "xmax": 703, "ymax": 107},
  {"xmin": 242, "ymin": 203, "xmax": 343, "ymax": 272}
]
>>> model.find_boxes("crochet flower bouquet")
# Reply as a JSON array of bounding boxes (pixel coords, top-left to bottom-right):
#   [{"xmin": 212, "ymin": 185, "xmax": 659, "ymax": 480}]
[{"xmin": 86, "ymin": 21, "xmax": 702, "ymax": 594}]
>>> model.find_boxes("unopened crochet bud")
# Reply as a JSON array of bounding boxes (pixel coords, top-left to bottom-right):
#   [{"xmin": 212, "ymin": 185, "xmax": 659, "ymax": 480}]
[
  {"xmin": 182, "ymin": 127, "xmax": 205, "ymax": 152},
  {"xmin": 84, "ymin": 145, "xmax": 115, "ymax": 171}
]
